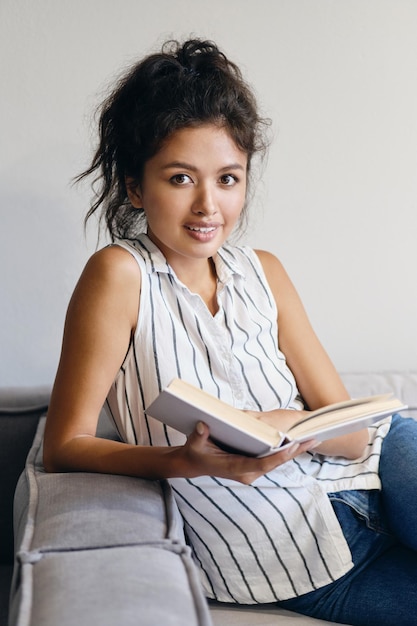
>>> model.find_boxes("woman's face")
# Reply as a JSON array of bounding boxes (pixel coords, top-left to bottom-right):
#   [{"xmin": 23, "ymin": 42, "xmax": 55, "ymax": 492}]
[{"xmin": 127, "ymin": 124, "xmax": 248, "ymax": 273}]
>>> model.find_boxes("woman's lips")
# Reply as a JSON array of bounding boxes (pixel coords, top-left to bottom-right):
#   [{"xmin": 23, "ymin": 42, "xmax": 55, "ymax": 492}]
[{"xmin": 184, "ymin": 223, "xmax": 221, "ymax": 241}]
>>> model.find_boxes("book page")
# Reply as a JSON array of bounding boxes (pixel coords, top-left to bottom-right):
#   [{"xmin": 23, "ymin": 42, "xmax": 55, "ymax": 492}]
[{"xmin": 291, "ymin": 394, "xmax": 393, "ymax": 429}]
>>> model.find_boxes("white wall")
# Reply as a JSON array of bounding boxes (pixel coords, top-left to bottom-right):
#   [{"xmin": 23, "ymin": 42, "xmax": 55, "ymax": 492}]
[{"xmin": 1, "ymin": 0, "xmax": 416, "ymax": 386}]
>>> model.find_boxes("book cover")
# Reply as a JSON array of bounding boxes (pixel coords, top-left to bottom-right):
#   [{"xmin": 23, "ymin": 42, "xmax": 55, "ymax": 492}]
[{"xmin": 146, "ymin": 379, "xmax": 407, "ymax": 457}]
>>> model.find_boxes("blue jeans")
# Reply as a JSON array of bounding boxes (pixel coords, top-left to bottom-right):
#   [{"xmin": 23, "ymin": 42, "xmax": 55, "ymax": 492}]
[{"xmin": 278, "ymin": 414, "xmax": 417, "ymax": 626}]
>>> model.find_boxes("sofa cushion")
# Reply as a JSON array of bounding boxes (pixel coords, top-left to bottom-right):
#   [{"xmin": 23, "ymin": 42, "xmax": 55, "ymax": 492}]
[
  {"xmin": 10, "ymin": 417, "xmax": 212, "ymax": 626},
  {"xmin": 13, "ymin": 545, "xmax": 209, "ymax": 626}
]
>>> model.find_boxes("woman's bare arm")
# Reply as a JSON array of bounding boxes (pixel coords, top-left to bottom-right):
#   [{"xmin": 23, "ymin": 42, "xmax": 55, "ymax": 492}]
[
  {"xmin": 256, "ymin": 250, "xmax": 368, "ymax": 459},
  {"xmin": 43, "ymin": 245, "xmax": 141, "ymax": 473}
]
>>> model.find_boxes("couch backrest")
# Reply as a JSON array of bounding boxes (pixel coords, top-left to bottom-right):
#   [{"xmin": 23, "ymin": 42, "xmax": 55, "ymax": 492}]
[
  {"xmin": 341, "ymin": 371, "xmax": 417, "ymax": 418},
  {"xmin": 0, "ymin": 387, "xmax": 50, "ymax": 564}
]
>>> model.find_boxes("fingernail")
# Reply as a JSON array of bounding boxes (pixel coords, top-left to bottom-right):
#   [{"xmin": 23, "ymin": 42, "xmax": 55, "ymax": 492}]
[{"xmin": 196, "ymin": 421, "xmax": 204, "ymax": 435}]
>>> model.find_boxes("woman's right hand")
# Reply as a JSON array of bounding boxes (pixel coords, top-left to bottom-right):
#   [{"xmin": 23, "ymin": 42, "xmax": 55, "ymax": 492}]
[{"xmin": 177, "ymin": 421, "xmax": 316, "ymax": 485}]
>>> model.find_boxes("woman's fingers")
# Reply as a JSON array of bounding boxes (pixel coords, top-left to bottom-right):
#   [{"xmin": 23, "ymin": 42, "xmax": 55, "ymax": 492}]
[{"xmin": 185, "ymin": 422, "xmax": 316, "ymax": 484}]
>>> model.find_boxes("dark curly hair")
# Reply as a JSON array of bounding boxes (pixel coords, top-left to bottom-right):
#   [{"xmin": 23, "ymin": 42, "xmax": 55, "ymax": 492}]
[{"xmin": 77, "ymin": 39, "xmax": 270, "ymax": 240}]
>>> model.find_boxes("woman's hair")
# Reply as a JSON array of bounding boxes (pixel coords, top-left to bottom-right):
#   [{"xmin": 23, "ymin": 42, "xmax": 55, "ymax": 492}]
[{"xmin": 78, "ymin": 38, "xmax": 270, "ymax": 240}]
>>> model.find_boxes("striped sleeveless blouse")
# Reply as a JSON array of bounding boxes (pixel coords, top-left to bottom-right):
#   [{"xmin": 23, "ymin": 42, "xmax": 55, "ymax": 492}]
[{"xmin": 106, "ymin": 234, "xmax": 391, "ymax": 603}]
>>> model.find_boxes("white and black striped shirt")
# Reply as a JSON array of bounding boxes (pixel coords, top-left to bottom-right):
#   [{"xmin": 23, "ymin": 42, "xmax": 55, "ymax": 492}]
[{"xmin": 106, "ymin": 234, "xmax": 390, "ymax": 603}]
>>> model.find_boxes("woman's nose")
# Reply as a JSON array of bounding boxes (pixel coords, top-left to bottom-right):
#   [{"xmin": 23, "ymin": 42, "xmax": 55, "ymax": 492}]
[{"xmin": 191, "ymin": 184, "xmax": 218, "ymax": 216}]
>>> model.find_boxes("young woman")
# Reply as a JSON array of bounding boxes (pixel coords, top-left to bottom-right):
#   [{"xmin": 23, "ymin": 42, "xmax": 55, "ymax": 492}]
[{"xmin": 43, "ymin": 39, "xmax": 417, "ymax": 625}]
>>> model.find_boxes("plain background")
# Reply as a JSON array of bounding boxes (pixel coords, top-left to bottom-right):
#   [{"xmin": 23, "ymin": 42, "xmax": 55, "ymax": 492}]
[{"xmin": 1, "ymin": 0, "xmax": 416, "ymax": 386}]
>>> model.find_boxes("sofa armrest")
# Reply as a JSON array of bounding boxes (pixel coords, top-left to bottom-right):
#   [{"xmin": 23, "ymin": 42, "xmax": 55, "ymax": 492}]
[
  {"xmin": 0, "ymin": 387, "xmax": 50, "ymax": 565},
  {"xmin": 10, "ymin": 417, "xmax": 212, "ymax": 626}
]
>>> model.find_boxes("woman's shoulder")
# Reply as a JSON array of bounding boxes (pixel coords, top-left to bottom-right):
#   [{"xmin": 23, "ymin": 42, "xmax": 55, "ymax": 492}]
[
  {"xmin": 85, "ymin": 243, "xmax": 142, "ymax": 281},
  {"xmin": 222, "ymin": 244, "xmax": 281, "ymax": 265},
  {"xmin": 253, "ymin": 249, "xmax": 285, "ymax": 274},
  {"xmin": 227, "ymin": 246, "xmax": 294, "ymax": 308},
  {"xmin": 253, "ymin": 249, "xmax": 296, "ymax": 300},
  {"xmin": 224, "ymin": 245, "xmax": 284, "ymax": 275},
  {"xmin": 217, "ymin": 244, "xmax": 287, "ymax": 286},
  {"xmin": 74, "ymin": 245, "xmax": 142, "ymax": 312},
  {"xmin": 68, "ymin": 244, "xmax": 142, "ymax": 333}
]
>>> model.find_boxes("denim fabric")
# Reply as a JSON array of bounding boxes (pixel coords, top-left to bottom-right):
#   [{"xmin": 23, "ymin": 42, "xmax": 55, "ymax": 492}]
[{"xmin": 278, "ymin": 415, "xmax": 417, "ymax": 626}]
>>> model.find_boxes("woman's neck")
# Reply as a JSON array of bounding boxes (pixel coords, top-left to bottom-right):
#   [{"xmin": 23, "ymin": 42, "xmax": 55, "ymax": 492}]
[{"xmin": 173, "ymin": 257, "xmax": 219, "ymax": 316}]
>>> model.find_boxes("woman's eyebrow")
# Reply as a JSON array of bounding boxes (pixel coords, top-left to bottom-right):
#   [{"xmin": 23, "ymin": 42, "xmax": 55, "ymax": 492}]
[
  {"xmin": 218, "ymin": 163, "xmax": 246, "ymax": 172},
  {"xmin": 161, "ymin": 161, "xmax": 245, "ymax": 172},
  {"xmin": 161, "ymin": 161, "xmax": 197, "ymax": 171}
]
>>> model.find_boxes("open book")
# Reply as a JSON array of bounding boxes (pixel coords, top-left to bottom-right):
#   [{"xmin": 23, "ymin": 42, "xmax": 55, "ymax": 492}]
[{"xmin": 146, "ymin": 378, "xmax": 407, "ymax": 457}]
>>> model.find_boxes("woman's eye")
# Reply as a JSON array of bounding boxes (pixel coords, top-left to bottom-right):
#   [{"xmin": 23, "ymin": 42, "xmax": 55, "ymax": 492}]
[
  {"xmin": 220, "ymin": 174, "xmax": 237, "ymax": 186},
  {"xmin": 171, "ymin": 174, "xmax": 192, "ymax": 185}
]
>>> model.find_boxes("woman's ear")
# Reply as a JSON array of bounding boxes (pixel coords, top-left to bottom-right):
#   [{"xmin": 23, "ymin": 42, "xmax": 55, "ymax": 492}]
[{"xmin": 125, "ymin": 177, "xmax": 142, "ymax": 208}]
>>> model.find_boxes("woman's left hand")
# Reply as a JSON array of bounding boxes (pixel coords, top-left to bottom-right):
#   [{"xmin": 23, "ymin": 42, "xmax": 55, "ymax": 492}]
[{"xmin": 246, "ymin": 409, "xmax": 369, "ymax": 460}]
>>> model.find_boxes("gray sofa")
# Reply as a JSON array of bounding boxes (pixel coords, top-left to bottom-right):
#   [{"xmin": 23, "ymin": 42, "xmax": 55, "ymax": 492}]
[{"xmin": 3, "ymin": 372, "xmax": 417, "ymax": 626}]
